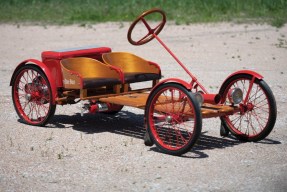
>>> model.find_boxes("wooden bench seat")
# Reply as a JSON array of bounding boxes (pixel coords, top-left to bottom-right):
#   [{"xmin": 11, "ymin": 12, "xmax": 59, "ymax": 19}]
[
  {"xmin": 61, "ymin": 57, "xmax": 123, "ymax": 89},
  {"xmin": 102, "ymin": 52, "xmax": 161, "ymax": 84}
]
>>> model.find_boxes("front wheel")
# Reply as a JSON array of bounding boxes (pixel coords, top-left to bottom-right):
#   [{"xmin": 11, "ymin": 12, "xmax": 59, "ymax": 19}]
[
  {"xmin": 145, "ymin": 83, "xmax": 202, "ymax": 156},
  {"xmin": 12, "ymin": 65, "xmax": 56, "ymax": 126},
  {"xmin": 219, "ymin": 74, "xmax": 277, "ymax": 141}
]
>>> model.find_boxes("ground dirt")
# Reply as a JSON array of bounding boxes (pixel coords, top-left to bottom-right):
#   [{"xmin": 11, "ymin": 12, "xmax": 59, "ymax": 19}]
[{"xmin": 0, "ymin": 22, "xmax": 287, "ymax": 191}]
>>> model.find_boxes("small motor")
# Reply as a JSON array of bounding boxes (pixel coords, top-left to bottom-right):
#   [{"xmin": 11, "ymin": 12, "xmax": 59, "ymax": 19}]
[
  {"xmin": 90, "ymin": 102, "xmax": 109, "ymax": 112},
  {"xmin": 80, "ymin": 101, "xmax": 110, "ymax": 116}
]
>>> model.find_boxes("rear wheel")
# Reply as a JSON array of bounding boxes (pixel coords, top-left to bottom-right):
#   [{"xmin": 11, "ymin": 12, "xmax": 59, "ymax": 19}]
[
  {"xmin": 145, "ymin": 83, "xmax": 202, "ymax": 155},
  {"xmin": 12, "ymin": 65, "xmax": 56, "ymax": 126},
  {"xmin": 219, "ymin": 74, "xmax": 277, "ymax": 141}
]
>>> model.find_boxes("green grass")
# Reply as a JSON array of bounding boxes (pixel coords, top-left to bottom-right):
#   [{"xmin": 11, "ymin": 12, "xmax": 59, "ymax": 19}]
[{"xmin": 0, "ymin": 0, "xmax": 286, "ymax": 27}]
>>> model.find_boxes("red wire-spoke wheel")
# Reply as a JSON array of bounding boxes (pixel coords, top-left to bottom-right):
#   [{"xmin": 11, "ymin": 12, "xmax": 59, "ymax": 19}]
[
  {"xmin": 145, "ymin": 83, "xmax": 202, "ymax": 156},
  {"xmin": 12, "ymin": 65, "xmax": 56, "ymax": 126},
  {"xmin": 128, "ymin": 8, "xmax": 166, "ymax": 46},
  {"xmin": 219, "ymin": 74, "xmax": 277, "ymax": 141}
]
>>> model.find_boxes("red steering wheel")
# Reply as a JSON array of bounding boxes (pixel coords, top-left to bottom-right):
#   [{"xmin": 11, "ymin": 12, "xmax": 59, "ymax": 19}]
[{"xmin": 128, "ymin": 8, "xmax": 166, "ymax": 46}]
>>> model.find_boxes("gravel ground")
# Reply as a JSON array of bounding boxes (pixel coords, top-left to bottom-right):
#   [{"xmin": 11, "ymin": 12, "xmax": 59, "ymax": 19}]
[{"xmin": 0, "ymin": 22, "xmax": 286, "ymax": 191}]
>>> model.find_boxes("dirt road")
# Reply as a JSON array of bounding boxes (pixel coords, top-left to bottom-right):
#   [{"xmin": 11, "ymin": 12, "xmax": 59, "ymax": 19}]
[{"xmin": 0, "ymin": 22, "xmax": 286, "ymax": 191}]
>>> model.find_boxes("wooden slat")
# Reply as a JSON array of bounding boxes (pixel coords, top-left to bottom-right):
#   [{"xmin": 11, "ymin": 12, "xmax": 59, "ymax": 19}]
[
  {"xmin": 153, "ymin": 103, "xmax": 239, "ymax": 118},
  {"xmin": 80, "ymin": 88, "xmax": 151, "ymax": 100},
  {"xmin": 201, "ymin": 104, "xmax": 239, "ymax": 118},
  {"xmin": 99, "ymin": 93, "xmax": 149, "ymax": 108},
  {"xmin": 99, "ymin": 93, "xmax": 239, "ymax": 118}
]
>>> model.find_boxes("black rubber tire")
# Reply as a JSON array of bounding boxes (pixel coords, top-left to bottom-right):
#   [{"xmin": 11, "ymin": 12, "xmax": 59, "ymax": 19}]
[
  {"xmin": 145, "ymin": 83, "xmax": 202, "ymax": 156},
  {"xmin": 144, "ymin": 130, "xmax": 154, "ymax": 146},
  {"xmin": 220, "ymin": 122, "xmax": 230, "ymax": 137},
  {"xmin": 219, "ymin": 74, "xmax": 277, "ymax": 141}
]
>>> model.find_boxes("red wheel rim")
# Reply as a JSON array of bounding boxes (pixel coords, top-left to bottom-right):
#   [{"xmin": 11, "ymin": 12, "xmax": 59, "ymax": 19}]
[
  {"xmin": 13, "ymin": 68, "xmax": 52, "ymax": 125},
  {"xmin": 222, "ymin": 78, "xmax": 271, "ymax": 137},
  {"xmin": 148, "ymin": 87, "xmax": 197, "ymax": 150}
]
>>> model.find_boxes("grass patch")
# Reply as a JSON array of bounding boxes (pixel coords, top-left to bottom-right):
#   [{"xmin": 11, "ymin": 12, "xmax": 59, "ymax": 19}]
[{"xmin": 0, "ymin": 0, "xmax": 286, "ymax": 27}]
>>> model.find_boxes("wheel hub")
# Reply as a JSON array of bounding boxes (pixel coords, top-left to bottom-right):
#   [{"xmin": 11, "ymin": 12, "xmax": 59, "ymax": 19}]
[
  {"xmin": 247, "ymin": 103, "xmax": 254, "ymax": 111},
  {"xmin": 240, "ymin": 103, "xmax": 255, "ymax": 114},
  {"xmin": 165, "ymin": 114, "xmax": 183, "ymax": 124},
  {"xmin": 165, "ymin": 115, "xmax": 173, "ymax": 123},
  {"xmin": 24, "ymin": 81, "xmax": 49, "ymax": 104}
]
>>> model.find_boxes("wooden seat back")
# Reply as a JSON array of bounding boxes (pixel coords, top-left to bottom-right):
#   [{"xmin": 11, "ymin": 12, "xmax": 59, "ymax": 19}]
[
  {"xmin": 102, "ymin": 52, "xmax": 161, "ymax": 74},
  {"xmin": 61, "ymin": 57, "xmax": 123, "ymax": 89}
]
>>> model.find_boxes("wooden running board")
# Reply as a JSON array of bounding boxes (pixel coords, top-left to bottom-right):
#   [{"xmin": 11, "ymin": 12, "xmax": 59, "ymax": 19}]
[
  {"xmin": 201, "ymin": 103, "xmax": 239, "ymax": 118},
  {"xmin": 99, "ymin": 93, "xmax": 239, "ymax": 118},
  {"xmin": 99, "ymin": 93, "xmax": 149, "ymax": 109}
]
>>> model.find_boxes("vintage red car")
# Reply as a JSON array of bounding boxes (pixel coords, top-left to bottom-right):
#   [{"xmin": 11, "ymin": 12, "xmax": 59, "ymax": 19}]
[{"xmin": 10, "ymin": 8, "xmax": 277, "ymax": 155}]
